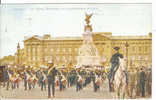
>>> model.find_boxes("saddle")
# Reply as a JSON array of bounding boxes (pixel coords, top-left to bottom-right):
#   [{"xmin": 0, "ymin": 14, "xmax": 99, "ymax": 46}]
[{"xmin": 110, "ymin": 65, "xmax": 119, "ymax": 84}]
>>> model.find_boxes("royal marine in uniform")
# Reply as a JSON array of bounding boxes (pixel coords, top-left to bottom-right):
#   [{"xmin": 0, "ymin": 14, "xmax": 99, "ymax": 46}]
[{"xmin": 47, "ymin": 62, "xmax": 57, "ymax": 98}]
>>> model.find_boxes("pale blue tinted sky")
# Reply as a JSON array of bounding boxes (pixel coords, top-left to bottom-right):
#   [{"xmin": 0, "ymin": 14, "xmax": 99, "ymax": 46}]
[{"xmin": 0, "ymin": 4, "xmax": 152, "ymax": 58}]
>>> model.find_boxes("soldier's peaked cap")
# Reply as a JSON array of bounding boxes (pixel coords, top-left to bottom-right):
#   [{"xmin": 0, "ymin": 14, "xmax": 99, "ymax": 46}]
[{"xmin": 114, "ymin": 46, "xmax": 120, "ymax": 51}]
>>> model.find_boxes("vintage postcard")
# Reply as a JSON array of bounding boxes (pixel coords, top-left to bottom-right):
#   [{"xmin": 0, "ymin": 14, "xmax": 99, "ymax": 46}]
[{"xmin": 0, "ymin": 4, "xmax": 152, "ymax": 99}]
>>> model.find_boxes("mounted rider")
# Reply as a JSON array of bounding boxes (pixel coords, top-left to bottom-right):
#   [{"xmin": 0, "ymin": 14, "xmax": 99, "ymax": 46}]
[{"xmin": 108, "ymin": 47, "xmax": 124, "ymax": 92}]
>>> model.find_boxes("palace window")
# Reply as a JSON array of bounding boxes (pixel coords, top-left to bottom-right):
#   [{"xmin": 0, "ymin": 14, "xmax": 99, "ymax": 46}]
[
  {"xmin": 28, "ymin": 48, "xmax": 31, "ymax": 53},
  {"xmin": 102, "ymin": 48, "xmax": 105, "ymax": 52},
  {"xmin": 33, "ymin": 48, "xmax": 35, "ymax": 53},
  {"xmin": 32, "ymin": 56, "xmax": 36, "ymax": 61},
  {"xmin": 56, "ymin": 56, "xmax": 60, "ymax": 62},
  {"xmin": 28, "ymin": 57, "xmax": 31, "ymax": 61},
  {"xmin": 63, "ymin": 48, "xmax": 66, "ymax": 53},
  {"xmin": 75, "ymin": 48, "xmax": 78, "ymax": 52},
  {"xmin": 57, "ymin": 48, "xmax": 60, "ymax": 53},
  {"xmin": 51, "ymin": 48, "xmax": 54, "ymax": 52},
  {"xmin": 145, "ymin": 46, "xmax": 148, "ymax": 52},
  {"xmin": 37, "ymin": 57, "xmax": 40, "ymax": 61},
  {"xmin": 44, "ymin": 48, "xmax": 48, "ymax": 52},
  {"xmin": 131, "ymin": 56, "xmax": 135, "ymax": 60},
  {"xmin": 62, "ymin": 56, "xmax": 66, "ymax": 62},
  {"xmin": 69, "ymin": 56, "xmax": 72, "ymax": 61},
  {"xmin": 37, "ymin": 48, "xmax": 40, "ymax": 53},
  {"xmin": 69, "ymin": 48, "xmax": 72, "ymax": 53},
  {"xmin": 74, "ymin": 56, "xmax": 77, "ymax": 61},
  {"xmin": 139, "ymin": 47, "xmax": 141, "ymax": 52},
  {"xmin": 132, "ymin": 47, "xmax": 136, "ymax": 53},
  {"xmin": 44, "ymin": 56, "xmax": 49, "ymax": 61},
  {"xmin": 32, "ymin": 48, "xmax": 35, "ymax": 56}
]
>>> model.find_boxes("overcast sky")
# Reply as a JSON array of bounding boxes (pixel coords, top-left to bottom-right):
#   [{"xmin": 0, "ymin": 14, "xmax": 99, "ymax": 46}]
[{"xmin": 0, "ymin": 4, "xmax": 152, "ymax": 58}]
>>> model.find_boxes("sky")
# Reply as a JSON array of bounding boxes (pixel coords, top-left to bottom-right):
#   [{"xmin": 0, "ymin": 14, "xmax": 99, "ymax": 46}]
[
  {"xmin": 1, "ymin": 0, "xmax": 152, "ymax": 3},
  {"xmin": 0, "ymin": 4, "xmax": 152, "ymax": 58}
]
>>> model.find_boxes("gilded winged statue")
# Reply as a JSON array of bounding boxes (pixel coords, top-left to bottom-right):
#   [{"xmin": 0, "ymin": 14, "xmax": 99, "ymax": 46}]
[{"xmin": 85, "ymin": 13, "xmax": 93, "ymax": 25}]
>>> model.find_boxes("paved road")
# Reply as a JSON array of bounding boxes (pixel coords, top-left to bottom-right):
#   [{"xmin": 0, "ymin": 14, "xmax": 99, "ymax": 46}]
[
  {"xmin": 0, "ymin": 80, "xmax": 116, "ymax": 99},
  {"xmin": 0, "ymin": 80, "xmax": 151, "ymax": 99}
]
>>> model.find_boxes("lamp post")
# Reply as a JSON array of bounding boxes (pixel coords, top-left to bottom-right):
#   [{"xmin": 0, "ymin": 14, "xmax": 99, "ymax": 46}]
[
  {"xmin": 17, "ymin": 43, "xmax": 20, "ymax": 66},
  {"xmin": 145, "ymin": 56, "xmax": 148, "ymax": 67},
  {"xmin": 125, "ymin": 42, "xmax": 129, "ymax": 67}
]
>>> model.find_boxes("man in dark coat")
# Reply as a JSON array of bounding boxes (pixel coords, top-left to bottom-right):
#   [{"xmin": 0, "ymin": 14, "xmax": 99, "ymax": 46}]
[
  {"xmin": 47, "ymin": 63, "xmax": 57, "ymax": 98},
  {"xmin": 3, "ymin": 67, "xmax": 9, "ymax": 88},
  {"xmin": 146, "ymin": 68, "xmax": 152, "ymax": 96},
  {"xmin": 90, "ymin": 71, "xmax": 96, "ymax": 92},
  {"xmin": 140, "ymin": 67, "xmax": 146, "ymax": 97},
  {"xmin": 40, "ymin": 71, "xmax": 47, "ymax": 91},
  {"xmin": 76, "ymin": 73, "xmax": 82, "ymax": 92},
  {"xmin": 58, "ymin": 72, "xmax": 63, "ymax": 91},
  {"xmin": 108, "ymin": 47, "xmax": 123, "ymax": 92}
]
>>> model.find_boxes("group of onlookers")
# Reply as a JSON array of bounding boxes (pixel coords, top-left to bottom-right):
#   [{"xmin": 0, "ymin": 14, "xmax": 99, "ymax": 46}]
[
  {"xmin": 128, "ymin": 66, "xmax": 152, "ymax": 98},
  {"xmin": 1, "ymin": 64, "xmax": 152, "ymax": 99}
]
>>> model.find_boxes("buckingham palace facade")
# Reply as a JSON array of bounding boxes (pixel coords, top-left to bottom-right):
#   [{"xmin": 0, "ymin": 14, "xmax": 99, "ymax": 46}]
[{"xmin": 23, "ymin": 32, "xmax": 152, "ymax": 68}]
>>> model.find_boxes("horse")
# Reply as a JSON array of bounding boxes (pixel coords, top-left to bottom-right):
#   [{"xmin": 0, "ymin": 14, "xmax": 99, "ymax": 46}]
[{"xmin": 113, "ymin": 57, "xmax": 127, "ymax": 99}]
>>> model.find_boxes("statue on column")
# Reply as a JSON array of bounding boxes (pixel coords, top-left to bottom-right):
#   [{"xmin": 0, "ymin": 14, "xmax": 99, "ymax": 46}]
[{"xmin": 84, "ymin": 13, "xmax": 93, "ymax": 32}]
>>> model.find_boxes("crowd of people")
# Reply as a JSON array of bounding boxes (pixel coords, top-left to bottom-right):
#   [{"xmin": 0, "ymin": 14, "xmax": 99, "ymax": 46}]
[
  {"xmin": 127, "ymin": 66, "xmax": 152, "ymax": 98},
  {"xmin": 1, "ymin": 63, "xmax": 106, "ymax": 98},
  {"xmin": 1, "ymin": 63, "xmax": 151, "ymax": 99}
]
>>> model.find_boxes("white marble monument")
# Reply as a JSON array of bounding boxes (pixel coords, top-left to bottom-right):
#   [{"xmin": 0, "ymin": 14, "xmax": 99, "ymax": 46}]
[{"xmin": 77, "ymin": 13, "xmax": 101, "ymax": 67}]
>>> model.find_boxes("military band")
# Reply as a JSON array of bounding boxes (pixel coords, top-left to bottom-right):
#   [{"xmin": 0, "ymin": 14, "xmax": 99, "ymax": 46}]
[{"xmin": 1, "ymin": 47, "xmax": 152, "ymax": 99}]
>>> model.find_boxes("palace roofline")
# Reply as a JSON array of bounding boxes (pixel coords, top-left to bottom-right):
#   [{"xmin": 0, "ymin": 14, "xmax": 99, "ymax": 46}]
[
  {"xmin": 50, "ymin": 37, "xmax": 82, "ymax": 40},
  {"xmin": 111, "ymin": 36, "xmax": 152, "ymax": 40},
  {"xmin": 23, "ymin": 32, "xmax": 152, "ymax": 42}
]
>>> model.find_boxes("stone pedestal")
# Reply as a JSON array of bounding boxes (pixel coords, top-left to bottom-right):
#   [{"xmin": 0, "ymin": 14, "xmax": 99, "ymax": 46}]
[{"xmin": 77, "ymin": 31, "xmax": 101, "ymax": 66}]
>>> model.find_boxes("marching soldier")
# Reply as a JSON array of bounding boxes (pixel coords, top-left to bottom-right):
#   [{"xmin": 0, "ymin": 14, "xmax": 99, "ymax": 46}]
[
  {"xmin": 37, "ymin": 69, "xmax": 42, "ymax": 87},
  {"xmin": 6, "ymin": 66, "xmax": 12, "ymax": 90},
  {"xmin": 67, "ymin": 71, "xmax": 71, "ymax": 87},
  {"xmin": 23, "ymin": 69, "xmax": 27, "ymax": 90},
  {"xmin": 129, "ymin": 67, "xmax": 137, "ymax": 98},
  {"xmin": 61, "ymin": 74, "xmax": 67, "ymax": 91},
  {"xmin": 47, "ymin": 62, "xmax": 57, "ymax": 98},
  {"xmin": 14, "ymin": 71, "xmax": 20, "ymax": 89},
  {"xmin": 23, "ymin": 68, "xmax": 28, "ymax": 90},
  {"xmin": 31, "ymin": 72, "xmax": 38, "ymax": 88},
  {"xmin": 58, "ymin": 72, "xmax": 63, "ymax": 91},
  {"xmin": 27, "ymin": 71, "xmax": 32, "ymax": 90},
  {"xmin": 140, "ymin": 67, "xmax": 146, "ymax": 97},
  {"xmin": 3, "ymin": 66, "xmax": 9, "ymax": 88},
  {"xmin": 146, "ymin": 67, "xmax": 152, "ymax": 96},
  {"xmin": 76, "ymin": 73, "xmax": 83, "ymax": 92},
  {"xmin": 95, "ymin": 75, "xmax": 101, "ymax": 92},
  {"xmin": 41, "ymin": 71, "xmax": 47, "ymax": 91},
  {"xmin": 90, "ymin": 71, "xmax": 96, "ymax": 92},
  {"xmin": 136, "ymin": 67, "xmax": 141, "ymax": 96}
]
